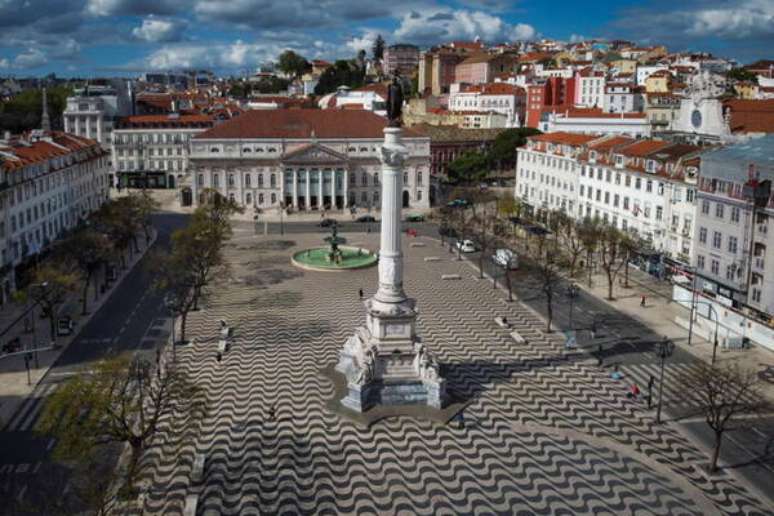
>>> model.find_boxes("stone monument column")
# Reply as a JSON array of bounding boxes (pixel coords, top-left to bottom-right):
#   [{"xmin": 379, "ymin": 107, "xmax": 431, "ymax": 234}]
[{"xmin": 374, "ymin": 127, "xmax": 408, "ymax": 306}]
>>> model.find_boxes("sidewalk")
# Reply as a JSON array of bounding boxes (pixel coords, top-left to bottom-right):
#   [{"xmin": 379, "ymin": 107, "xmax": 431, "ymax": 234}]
[
  {"xmin": 0, "ymin": 229, "xmax": 157, "ymax": 429},
  {"xmin": 574, "ymin": 264, "xmax": 774, "ymax": 403}
]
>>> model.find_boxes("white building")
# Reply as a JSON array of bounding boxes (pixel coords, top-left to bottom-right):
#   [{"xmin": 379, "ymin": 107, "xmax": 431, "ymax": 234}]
[
  {"xmin": 63, "ymin": 82, "xmax": 132, "ymax": 148},
  {"xmin": 574, "ymin": 68, "xmax": 606, "ymax": 109},
  {"xmin": 603, "ymin": 82, "xmax": 645, "ymax": 113},
  {"xmin": 545, "ymin": 109, "xmax": 651, "ymax": 138},
  {"xmin": 448, "ymin": 83, "xmax": 526, "ymax": 127},
  {"xmin": 112, "ymin": 114, "xmax": 216, "ymax": 189},
  {"xmin": 516, "ymin": 132, "xmax": 700, "ymax": 264},
  {"xmin": 0, "ymin": 131, "xmax": 110, "ymax": 301},
  {"xmin": 319, "ymin": 84, "xmax": 388, "ymax": 118},
  {"xmin": 188, "ymin": 109, "xmax": 431, "ymax": 211},
  {"xmin": 692, "ymin": 135, "xmax": 774, "ymax": 319}
]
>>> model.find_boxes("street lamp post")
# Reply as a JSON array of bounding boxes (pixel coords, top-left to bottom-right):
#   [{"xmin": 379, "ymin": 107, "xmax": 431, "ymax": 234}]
[
  {"xmin": 654, "ymin": 336, "xmax": 675, "ymax": 424},
  {"xmin": 253, "ymin": 214, "xmax": 259, "ymax": 235},
  {"xmin": 567, "ymin": 283, "xmax": 578, "ymax": 330},
  {"xmin": 687, "ymin": 266, "xmax": 698, "ymax": 346},
  {"xmin": 279, "ymin": 202, "xmax": 285, "ymax": 235},
  {"xmin": 164, "ymin": 294, "xmax": 177, "ymax": 363}
]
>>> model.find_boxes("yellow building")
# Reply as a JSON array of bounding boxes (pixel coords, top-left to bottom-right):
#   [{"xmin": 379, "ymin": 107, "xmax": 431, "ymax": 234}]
[
  {"xmin": 645, "ymin": 70, "xmax": 672, "ymax": 93},
  {"xmin": 734, "ymin": 82, "xmax": 759, "ymax": 100},
  {"xmin": 610, "ymin": 59, "xmax": 637, "ymax": 75}
]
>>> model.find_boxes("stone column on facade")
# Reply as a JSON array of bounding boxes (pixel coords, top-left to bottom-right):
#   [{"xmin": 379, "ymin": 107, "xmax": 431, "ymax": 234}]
[
  {"xmin": 292, "ymin": 169, "xmax": 298, "ymax": 209},
  {"xmin": 318, "ymin": 170, "xmax": 324, "ymax": 209},
  {"xmin": 331, "ymin": 169, "xmax": 337, "ymax": 209},
  {"xmin": 305, "ymin": 171, "xmax": 311, "ymax": 211},
  {"xmin": 279, "ymin": 169, "xmax": 285, "ymax": 207},
  {"xmin": 343, "ymin": 169, "xmax": 349, "ymax": 208}
]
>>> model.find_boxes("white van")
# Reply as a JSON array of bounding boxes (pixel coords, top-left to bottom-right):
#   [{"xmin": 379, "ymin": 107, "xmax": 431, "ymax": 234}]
[{"xmin": 492, "ymin": 248, "xmax": 518, "ymax": 269}]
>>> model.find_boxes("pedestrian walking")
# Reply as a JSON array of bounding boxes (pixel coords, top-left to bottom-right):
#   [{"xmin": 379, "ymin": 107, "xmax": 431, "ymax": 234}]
[
  {"xmin": 358, "ymin": 288, "xmax": 364, "ymax": 300},
  {"xmin": 628, "ymin": 383, "xmax": 640, "ymax": 401},
  {"xmin": 647, "ymin": 375, "xmax": 656, "ymax": 409},
  {"xmin": 456, "ymin": 411, "xmax": 464, "ymax": 430},
  {"xmin": 268, "ymin": 404, "xmax": 277, "ymax": 421},
  {"xmin": 216, "ymin": 351, "xmax": 222, "ymax": 362},
  {"xmin": 640, "ymin": 294, "xmax": 646, "ymax": 307}
]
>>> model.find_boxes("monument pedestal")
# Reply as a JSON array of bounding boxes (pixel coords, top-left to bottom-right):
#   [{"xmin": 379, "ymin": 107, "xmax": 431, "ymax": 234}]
[{"xmin": 335, "ymin": 126, "xmax": 446, "ymax": 413}]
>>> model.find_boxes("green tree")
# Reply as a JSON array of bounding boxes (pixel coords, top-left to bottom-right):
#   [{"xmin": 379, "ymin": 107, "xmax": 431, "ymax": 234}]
[
  {"xmin": 94, "ymin": 198, "xmax": 140, "ymax": 268},
  {"xmin": 37, "ymin": 355, "xmax": 207, "ymax": 492},
  {"xmin": 488, "ymin": 127, "xmax": 542, "ymax": 171},
  {"xmin": 127, "ymin": 190, "xmax": 159, "ymax": 246},
  {"xmin": 0, "ymin": 85, "xmax": 72, "ymax": 133},
  {"xmin": 252, "ymin": 76, "xmax": 291, "ymax": 94},
  {"xmin": 372, "ymin": 34, "xmax": 385, "ymax": 61},
  {"xmin": 447, "ymin": 151, "xmax": 489, "ymax": 184},
  {"xmin": 154, "ymin": 250, "xmax": 197, "ymax": 344},
  {"xmin": 277, "ymin": 50, "xmax": 310, "ymax": 78},
  {"xmin": 726, "ymin": 67, "xmax": 759, "ymax": 83},
  {"xmin": 57, "ymin": 228, "xmax": 114, "ymax": 315},
  {"xmin": 314, "ymin": 60, "xmax": 366, "ymax": 95}
]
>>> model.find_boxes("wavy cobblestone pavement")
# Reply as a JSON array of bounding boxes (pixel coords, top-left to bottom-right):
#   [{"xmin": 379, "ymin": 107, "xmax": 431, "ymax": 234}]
[{"xmin": 137, "ymin": 228, "xmax": 773, "ymax": 515}]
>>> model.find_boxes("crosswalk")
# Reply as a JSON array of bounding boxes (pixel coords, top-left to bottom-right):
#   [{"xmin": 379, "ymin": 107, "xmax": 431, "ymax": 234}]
[
  {"xmin": 619, "ymin": 362, "xmax": 706, "ymax": 409},
  {"xmin": 3, "ymin": 383, "xmax": 59, "ymax": 433}
]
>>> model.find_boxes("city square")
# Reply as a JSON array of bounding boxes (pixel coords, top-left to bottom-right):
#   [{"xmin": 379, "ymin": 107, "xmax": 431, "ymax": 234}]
[{"xmin": 136, "ymin": 224, "xmax": 771, "ymax": 514}]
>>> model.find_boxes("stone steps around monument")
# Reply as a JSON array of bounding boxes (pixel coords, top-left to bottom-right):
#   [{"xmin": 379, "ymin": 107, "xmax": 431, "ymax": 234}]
[{"xmin": 376, "ymin": 378, "xmax": 429, "ymax": 406}]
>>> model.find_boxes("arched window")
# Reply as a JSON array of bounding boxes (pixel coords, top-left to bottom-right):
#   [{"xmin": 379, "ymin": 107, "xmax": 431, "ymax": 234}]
[
  {"xmin": 259, "ymin": 193, "xmax": 264, "ymax": 204},
  {"xmin": 403, "ymin": 172, "xmax": 408, "ymax": 184},
  {"xmin": 270, "ymin": 174, "xmax": 276, "ymax": 188},
  {"xmin": 197, "ymin": 174, "xmax": 204, "ymax": 186},
  {"xmin": 228, "ymin": 174, "xmax": 235, "ymax": 187},
  {"xmin": 244, "ymin": 173, "xmax": 251, "ymax": 187},
  {"xmin": 245, "ymin": 192, "xmax": 252, "ymax": 205},
  {"xmin": 374, "ymin": 173, "xmax": 379, "ymax": 185},
  {"xmin": 210, "ymin": 147, "xmax": 220, "ymax": 153},
  {"xmin": 361, "ymin": 192, "xmax": 368, "ymax": 204},
  {"xmin": 243, "ymin": 147, "xmax": 252, "ymax": 153},
  {"xmin": 270, "ymin": 193, "xmax": 277, "ymax": 204},
  {"xmin": 361, "ymin": 173, "xmax": 367, "ymax": 186},
  {"xmin": 373, "ymin": 190, "xmax": 380, "ymax": 203},
  {"xmin": 417, "ymin": 171, "xmax": 423, "ymax": 186},
  {"xmin": 213, "ymin": 173, "xmax": 220, "ymax": 187},
  {"xmin": 258, "ymin": 174, "xmax": 264, "ymax": 187}
]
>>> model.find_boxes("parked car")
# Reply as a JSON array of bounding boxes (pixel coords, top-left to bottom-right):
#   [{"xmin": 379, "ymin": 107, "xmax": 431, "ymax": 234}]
[
  {"xmin": 447, "ymin": 198, "xmax": 470, "ymax": 208},
  {"xmin": 492, "ymin": 248, "xmax": 518, "ymax": 269},
  {"xmin": 456, "ymin": 239, "xmax": 477, "ymax": 253},
  {"xmin": 318, "ymin": 218, "xmax": 337, "ymax": 227},
  {"xmin": 356, "ymin": 215, "xmax": 377, "ymax": 223},
  {"xmin": 405, "ymin": 214, "xmax": 425, "ymax": 222}
]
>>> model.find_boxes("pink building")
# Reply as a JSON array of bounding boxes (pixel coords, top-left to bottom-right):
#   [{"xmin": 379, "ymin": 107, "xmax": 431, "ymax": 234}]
[{"xmin": 455, "ymin": 54, "xmax": 515, "ymax": 85}]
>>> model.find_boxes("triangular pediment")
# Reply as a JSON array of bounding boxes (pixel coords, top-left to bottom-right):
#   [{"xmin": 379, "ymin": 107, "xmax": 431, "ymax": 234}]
[{"xmin": 281, "ymin": 144, "xmax": 348, "ymax": 164}]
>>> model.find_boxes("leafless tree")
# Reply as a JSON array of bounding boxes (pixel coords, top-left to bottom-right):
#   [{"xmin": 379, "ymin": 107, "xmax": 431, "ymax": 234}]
[
  {"xmin": 687, "ymin": 362, "xmax": 766, "ymax": 473},
  {"xmin": 526, "ymin": 231, "xmax": 567, "ymax": 332}
]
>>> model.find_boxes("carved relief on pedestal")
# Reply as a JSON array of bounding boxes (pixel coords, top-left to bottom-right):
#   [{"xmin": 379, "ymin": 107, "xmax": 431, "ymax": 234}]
[{"xmin": 379, "ymin": 145, "xmax": 407, "ymax": 169}]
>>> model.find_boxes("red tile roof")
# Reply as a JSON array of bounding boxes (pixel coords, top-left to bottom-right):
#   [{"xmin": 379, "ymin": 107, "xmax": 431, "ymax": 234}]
[
  {"xmin": 117, "ymin": 114, "xmax": 214, "ymax": 128},
  {"xmin": 723, "ymin": 99, "xmax": 774, "ymax": 133},
  {"xmin": 588, "ymin": 135, "xmax": 635, "ymax": 152},
  {"xmin": 619, "ymin": 139, "xmax": 672, "ymax": 157},
  {"xmin": 529, "ymin": 132, "xmax": 598, "ymax": 146},
  {"xmin": 193, "ymin": 109, "xmax": 424, "ymax": 140},
  {"xmin": 1, "ymin": 132, "xmax": 103, "ymax": 172}
]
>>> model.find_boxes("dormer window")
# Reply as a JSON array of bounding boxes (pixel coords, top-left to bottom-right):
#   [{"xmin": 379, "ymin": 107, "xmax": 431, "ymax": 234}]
[
  {"xmin": 646, "ymin": 160, "xmax": 655, "ymax": 173},
  {"xmin": 615, "ymin": 155, "xmax": 623, "ymax": 167},
  {"xmin": 589, "ymin": 150, "xmax": 597, "ymax": 162}
]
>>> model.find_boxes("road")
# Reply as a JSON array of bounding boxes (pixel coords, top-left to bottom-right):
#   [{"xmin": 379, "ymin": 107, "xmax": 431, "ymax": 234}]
[{"xmin": 0, "ymin": 213, "xmax": 188, "ymax": 514}]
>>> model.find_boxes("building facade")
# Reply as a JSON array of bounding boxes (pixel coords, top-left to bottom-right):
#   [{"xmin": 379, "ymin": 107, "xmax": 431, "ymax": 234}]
[
  {"xmin": 516, "ymin": 132, "xmax": 700, "ymax": 265},
  {"xmin": 692, "ymin": 136, "xmax": 774, "ymax": 319},
  {"xmin": 574, "ymin": 68, "xmax": 606, "ymax": 108},
  {"xmin": 63, "ymin": 82, "xmax": 133, "ymax": 148},
  {"xmin": 383, "ymin": 44, "xmax": 420, "ymax": 76},
  {"xmin": 448, "ymin": 83, "xmax": 526, "ymax": 127},
  {"xmin": 188, "ymin": 110, "xmax": 431, "ymax": 211},
  {"xmin": 0, "ymin": 131, "xmax": 110, "ymax": 301},
  {"xmin": 112, "ymin": 114, "xmax": 215, "ymax": 189}
]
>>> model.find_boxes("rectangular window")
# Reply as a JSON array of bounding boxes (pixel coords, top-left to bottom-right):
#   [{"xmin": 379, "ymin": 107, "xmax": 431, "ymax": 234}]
[
  {"xmin": 596, "ymin": 189, "xmax": 601, "ymax": 201},
  {"xmin": 697, "ymin": 255, "xmax": 705, "ymax": 270},
  {"xmin": 625, "ymin": 175, "xmax": 631, "ymax": 187},
  {"xmin": 656, "ymin": 206, "xmax": 663, "ymax": 221},
  {"xmin": 730, "ymin": 207, "xmax": 740, "ymax": 223},
  {"xmin": 701, "ymin": 200, "xmax": 710, "ymax": 214},
  {"xmin": 635, "ymin": 178, "xmax": 642, "ymax": 190},
  {"xmin": 579, "ymin": 185, "xmax": 585, "ymax": 196},
  {"xmin": 614, "ymin": 194, "xmax": 620, "ymax": 207},
  {"xmin": 728, "ymin": 236, "xmax": 738, "ymax": 254},
  {"xmin": 623, "ymin": 197, "xmax": 630, "ymax": 210},
  {"xmin": 615, "ymin": 173, "xmax": 621, "ymax": 185},
  {"xmin": 711, "ymin": 259, "xmax": 720, "ymax": 275},
  {"xmin": 646, "ymin": 180, "xmax": 653, "ymax": 193},
  {"xmin": 604, "ymin": 192, "xmax": 610, "ymax": 204},
  {"xmin": 715, "ymin": 203, "xmax": 724, "ymax": 219},
  {"xmin": 712, "ymin": 231, "xmax": 722, "ymax": 249},
  {"xmin": 699, "ymin": 227, "xmax": 707, "ymax": 244}
]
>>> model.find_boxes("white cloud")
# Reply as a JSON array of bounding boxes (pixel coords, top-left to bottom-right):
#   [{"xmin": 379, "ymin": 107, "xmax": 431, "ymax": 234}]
[
  {"xmin": 686, "ymin": 0, "xmax": 774, "ymax": 38},
  {"xmin": 569, "ymin": 34, "xmax": 585, "ymax": 43},
  {"xmin": 393, "ymin": 9, "xmax": 535, "ymax": 45},
  {"xmin": 511, "ymin": 23, "xmax": 535, "ymax": 41},
  {"xmin": 143, "ymin": 40, "xmax": 294, "ymax": 70},
  {"xmin": 346, "ymin": 29, "xmax": 379, "ymax": 54},
  {"xmin": 13, "ymin": 48, "xmax": 47, "ymax": 68},
  {"xmin": 132, "ymin": 16, "xmax": 185, "ymax": 42},
  {"xmin": 0, "ymin": 58, "xmax": 9, "ymax": 68}
]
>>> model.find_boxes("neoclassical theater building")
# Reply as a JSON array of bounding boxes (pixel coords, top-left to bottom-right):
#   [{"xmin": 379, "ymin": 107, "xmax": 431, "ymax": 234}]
[{"xmin": 187, "ymin": 110, "xmax": 432, "ymax": 210}]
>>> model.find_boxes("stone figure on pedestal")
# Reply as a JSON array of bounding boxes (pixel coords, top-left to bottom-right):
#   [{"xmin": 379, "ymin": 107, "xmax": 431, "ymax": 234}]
[{"xmin": 386, "ymin": 74, "xmax": 404, "ymax": 128}]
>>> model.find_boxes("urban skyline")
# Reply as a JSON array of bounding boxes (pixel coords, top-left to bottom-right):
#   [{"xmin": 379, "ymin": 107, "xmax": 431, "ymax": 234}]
[{"xmin": 1, "ymin": 0, "xmax": 773, "ymax": 76}]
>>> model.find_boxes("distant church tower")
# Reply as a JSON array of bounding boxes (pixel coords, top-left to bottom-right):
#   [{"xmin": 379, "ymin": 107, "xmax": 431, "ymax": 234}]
[{"xmin": 41, "ymin": 87, "xmax": 51, "ymax": 132}]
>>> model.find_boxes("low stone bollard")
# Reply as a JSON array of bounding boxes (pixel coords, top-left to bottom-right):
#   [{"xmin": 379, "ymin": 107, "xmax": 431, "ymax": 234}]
[
  {"xmin": 441, "ymin": 274, "xmax": 461, "ymax": 280},
  {"xmin": 183, "ymin": 495, "xmax": 198, "ymax": 516},
  {"xmin": 192, "ymin": 453, "xmax": 205, "ymax": 482},
  {"xmin": 510, "ymin": 331, "xmax": 526, "ymax": 344}
]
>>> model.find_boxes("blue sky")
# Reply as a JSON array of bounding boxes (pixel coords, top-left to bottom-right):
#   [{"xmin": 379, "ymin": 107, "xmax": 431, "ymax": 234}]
[{"xmin": 0, "ymin": 0, "xmax": 772, "ymax": 76}]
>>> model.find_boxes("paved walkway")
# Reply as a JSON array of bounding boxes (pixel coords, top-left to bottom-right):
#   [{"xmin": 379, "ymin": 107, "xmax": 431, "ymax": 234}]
[
  {"xmin": 0, "ymin": 230, "xmax": 156, "ymax": 429},
  {"xmin": 134, "ymin": 227, "xmax": 771, "ymax": 515}
]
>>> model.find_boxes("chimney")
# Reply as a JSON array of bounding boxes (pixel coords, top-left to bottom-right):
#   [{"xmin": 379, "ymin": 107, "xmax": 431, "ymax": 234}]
[{"xmin": 41, "ymin": 87, "xmax": 51, "ymax": 132}]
